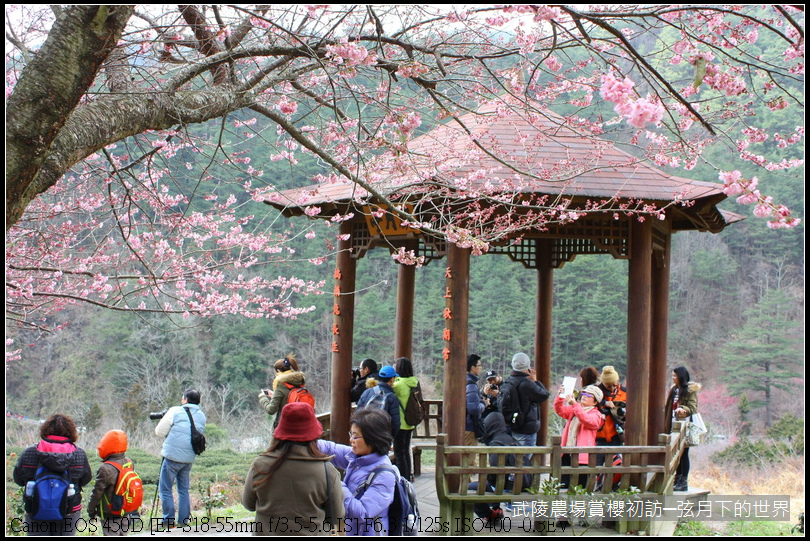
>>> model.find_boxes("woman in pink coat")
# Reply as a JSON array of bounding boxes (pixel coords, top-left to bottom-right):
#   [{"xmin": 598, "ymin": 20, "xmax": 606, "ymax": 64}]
[{"xmin": 553, "ymin": 384, "xmax": 605, "ymax": 489}]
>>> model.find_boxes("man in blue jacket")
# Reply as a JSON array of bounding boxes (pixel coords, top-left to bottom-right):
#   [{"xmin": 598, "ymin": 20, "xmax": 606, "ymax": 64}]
[
  {"xmin": 357, "ymin": 365, "xmax": 400, "ymax": 438},
  {"xmin": 155, "ymin": 389, "xmax": 206, "ymax": 528}
]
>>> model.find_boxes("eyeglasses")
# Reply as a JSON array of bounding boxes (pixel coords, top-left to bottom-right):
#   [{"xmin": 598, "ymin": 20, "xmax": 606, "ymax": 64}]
[
  {"xmin": 580, "ymin": 393, "xmax": 594, "ymax": 399},
  {"xmin": 349, "ymin": 433, "xmax": 364, "ymax": 441}
]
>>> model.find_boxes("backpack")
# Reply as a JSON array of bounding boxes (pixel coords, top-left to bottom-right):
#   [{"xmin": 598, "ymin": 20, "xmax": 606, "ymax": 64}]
[
  {"xmin": 23, "ymin": 466, "xmax": 73, "ymax": 520},
  {"xmin": 362, "ymin": 386, "xmax": 388, "ymax": 412},
  {"xmin": 284, "ymin": 382, "xmax": 316, "ymax": 409},
  {"xmin": 354, "ymin": 465, "xmax": 419, "ymax": 536},
  {"xmin": 183, "ymin": 407, "xmax": 206, "ymax": 455},
  {"xmin": 498, "ymin": 379, "xmax": 526, "ymax": 432},
  {"xmin": 104, "ymin": 460, "xmax": 144, "ymax": 517},
  {"xmin": 402, "ymin": 383, "xmax": 426, "ymax": 426}
]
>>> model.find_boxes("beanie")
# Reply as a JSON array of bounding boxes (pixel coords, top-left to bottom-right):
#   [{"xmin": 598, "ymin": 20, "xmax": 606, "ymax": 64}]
[
  {"xmin": 601, "ymin": 366, "xmax": 620, "ymax": 385},
  {"xmin": 511, "ymin": 352, "xmax": 531, "ymax": 372},
  {"xmin": 273, "ymin": 403, "xmax": 324, "ymax": 442}
]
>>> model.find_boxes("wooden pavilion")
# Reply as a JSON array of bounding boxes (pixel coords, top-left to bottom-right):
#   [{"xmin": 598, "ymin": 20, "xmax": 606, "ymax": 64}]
[{"xmin": 264, "ymin": 100, "xmax": 741, "ymax": 451}]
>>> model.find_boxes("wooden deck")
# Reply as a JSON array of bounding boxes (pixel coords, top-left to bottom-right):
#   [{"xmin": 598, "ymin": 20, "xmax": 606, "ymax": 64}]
[{"xmin": 414, "ymin": 466, "xmax": 628, "ymax": 536}]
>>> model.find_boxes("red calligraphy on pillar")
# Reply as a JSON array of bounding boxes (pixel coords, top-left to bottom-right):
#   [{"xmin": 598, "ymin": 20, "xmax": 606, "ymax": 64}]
[
  {"xmin": 444, "ymin": 267, "xmax": 452, "ymax": 278},
  {"xmin": 334, "ymin": 268, "xmax": 342, "ymax": 280},
  {"xmin": 333, "ymin": 304, "xmax": 341, "ymax": 315},
  {"xmin": 442, "ymin": 347, "xmax": 450, "ymax": 361},
  {"xmin": 444, "ymin": 287, "xmax": 452, "ymax": 299},
  {"xmin": 442, "ymin": 328, "xmax": 451, "ymax": 341},
  {"xmin": 331, "ymin": 342, "xmax": 340, "ymax": 352},
  {"xmin": 332, "ymin": 324, "xmax": 340, "ymax": 335},
  {"xmin": 443, "ymin": 307, "xmax": 452, "ymax": 320},
  {"xmin": 333, "ymin": 285, "xmax": 341, "ymax": 297}
]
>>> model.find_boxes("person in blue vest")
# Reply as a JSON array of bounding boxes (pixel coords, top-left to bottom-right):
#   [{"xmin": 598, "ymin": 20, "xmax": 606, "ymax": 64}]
[
  {"xmin": 154, "ymin": 389, "xmax": 206, "ymax": 528},
  {"xmin": 357, "ymin": 365, "xmax": 400, "ymax": 438}
]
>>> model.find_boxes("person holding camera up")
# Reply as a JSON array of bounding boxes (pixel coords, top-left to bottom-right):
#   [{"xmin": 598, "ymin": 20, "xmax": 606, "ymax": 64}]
[
  {"xmin": 350, "ymin": 358, "xmax": 378, "ymax": 404},
  {"xmin": 482, "ymin": 370, "xmax": 501, "ymax": 419},
  {"xmin": 154, "ymin": 389, "xmax": 206, "ymax": 528},
  {"xmin": 258, "ymin": 354, "xmax": 308, "ymax": 429}
]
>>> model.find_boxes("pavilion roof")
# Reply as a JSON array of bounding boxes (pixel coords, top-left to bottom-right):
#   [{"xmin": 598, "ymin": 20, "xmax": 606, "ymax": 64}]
[{"xmin": 264, "ymin": 100, "xmax": 739, "ymax": 233}]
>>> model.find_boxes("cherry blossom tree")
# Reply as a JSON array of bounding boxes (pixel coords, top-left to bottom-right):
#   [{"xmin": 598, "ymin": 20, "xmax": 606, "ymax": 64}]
[{"xmin": 5, "ymin": 5, "xmax": 804, "ymax": 333}]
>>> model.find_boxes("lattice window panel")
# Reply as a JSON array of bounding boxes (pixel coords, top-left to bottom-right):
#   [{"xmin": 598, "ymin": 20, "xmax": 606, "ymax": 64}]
[{"xmin": 350, "ymin": 219, "xmax": 374, "ymax": 259}]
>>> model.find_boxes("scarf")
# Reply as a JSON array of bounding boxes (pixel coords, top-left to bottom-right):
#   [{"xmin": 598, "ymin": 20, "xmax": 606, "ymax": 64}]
[{"xmin": 565, "ymin": 406, "xmax": 596, "ymax": 447}]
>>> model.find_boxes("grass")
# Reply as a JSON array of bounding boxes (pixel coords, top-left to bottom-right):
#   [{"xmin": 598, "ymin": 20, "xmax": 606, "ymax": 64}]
[
  {"xmin": 671, "ymin": 442, "xmax": 805, "ymax": 536},
  {"xmin": 7, "ymin": 436, "xmax": 805, "ymax": 537},
  {"xmin": 6, "ymin": 444, "xmax": 259, "ymax": 536}
]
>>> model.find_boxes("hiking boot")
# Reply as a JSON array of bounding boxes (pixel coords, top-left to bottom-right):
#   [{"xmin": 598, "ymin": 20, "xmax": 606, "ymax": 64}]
[{"xmin": 674, "ymin": 475, "xmax": 688, "ymax": 491}]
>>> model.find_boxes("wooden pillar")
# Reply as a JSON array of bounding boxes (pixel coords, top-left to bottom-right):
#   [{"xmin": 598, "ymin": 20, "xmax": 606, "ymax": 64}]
[
  {"xmin": 443, "ymin": 243, "xmax": 470, "ymax": 449},
  {"xmin": 626, "ymin": 219, "xmax": 652, "ymax": 448},
  {"xmin": 394, "ymin": 243, "xmax": 417, "ymax": 360},
  {"xmin": 649, "ymin": 231, "xmax": 671, "ymax": 444},
  {"xmin": 535, "ymin": 239, "xmax": 554, "ymax": 447},
  {"xmin": 330, "ymin": 221, "xmax": 356, "ymax": 445}
]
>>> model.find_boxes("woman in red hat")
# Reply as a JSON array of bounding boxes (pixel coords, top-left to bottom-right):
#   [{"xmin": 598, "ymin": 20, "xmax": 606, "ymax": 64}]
[{"xmin": 243, "ymin": 402, "xmax": 344, "ymax": 535}]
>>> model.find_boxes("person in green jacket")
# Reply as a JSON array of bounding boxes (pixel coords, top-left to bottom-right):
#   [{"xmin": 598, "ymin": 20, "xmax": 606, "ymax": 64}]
[{"xmin": 392, "ymin": 357, "xmax": 420, "ymax": 481}]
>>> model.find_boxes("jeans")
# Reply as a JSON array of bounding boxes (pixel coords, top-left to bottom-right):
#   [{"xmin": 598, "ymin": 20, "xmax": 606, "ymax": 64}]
[
  {"xmin": 511, "ymin": 431, "xmax": 536, "ymax": 488},
  {"xmin": 159, "ymin": 458, "xmax": 192, "ymax": 525}
]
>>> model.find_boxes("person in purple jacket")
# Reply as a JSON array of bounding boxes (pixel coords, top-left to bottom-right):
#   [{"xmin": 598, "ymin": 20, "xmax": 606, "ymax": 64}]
[{"xmin": 318, "ymin": 409, "xmax": 397, "ymax": 536}]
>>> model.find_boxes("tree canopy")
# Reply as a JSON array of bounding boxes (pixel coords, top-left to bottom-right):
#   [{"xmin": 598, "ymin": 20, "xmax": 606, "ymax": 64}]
[{"xmin": 5, "ymin": 5, "xmax": 804, "ymax": 332}]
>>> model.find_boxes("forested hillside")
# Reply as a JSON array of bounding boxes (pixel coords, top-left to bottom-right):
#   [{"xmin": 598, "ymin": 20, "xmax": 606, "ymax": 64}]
[
  {"xmin": 5, "ymin": 155, "xmax": 803, "ymax": 448},
  {"xmin": 5, "ymin": 5, "xmax": 803, "ymax": 452}
]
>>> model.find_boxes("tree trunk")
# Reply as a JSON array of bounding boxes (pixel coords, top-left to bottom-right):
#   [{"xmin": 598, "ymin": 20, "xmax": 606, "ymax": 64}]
[{"xmin": 6, "ymin": 5, "xmax": 134, "ymax": 230}]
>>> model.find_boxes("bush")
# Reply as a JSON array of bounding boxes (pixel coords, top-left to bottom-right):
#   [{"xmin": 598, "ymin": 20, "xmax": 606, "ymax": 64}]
[{"xmin": 713, "ymin": 413, "xmax": 804, "ymax": 467}]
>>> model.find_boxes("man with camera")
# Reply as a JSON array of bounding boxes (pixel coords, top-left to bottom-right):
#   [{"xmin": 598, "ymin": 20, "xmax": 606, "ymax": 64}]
[
  {"xmin": 350, "ymin": 358, "xmax": 379, "ymax": 404},
  {"xmin": 482, "ymin": 370, "xmax": 501, "ymax": 418},
  {"xmin": 154, "ymin": 389, "xmax": 206, "ymax": 528},
  {"xmin": 595, "ymin": 366, "xmax": 627, "ymax": 490}
]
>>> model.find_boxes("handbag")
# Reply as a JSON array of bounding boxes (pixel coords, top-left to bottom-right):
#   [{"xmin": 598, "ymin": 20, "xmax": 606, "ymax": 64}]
[
  {"xmin": 685, "ymin": 413, "xmax": 707, "ymax": 447},
  {"xmin": 184, "ymin": 407, "xmax": 206, "ymax": 455}
]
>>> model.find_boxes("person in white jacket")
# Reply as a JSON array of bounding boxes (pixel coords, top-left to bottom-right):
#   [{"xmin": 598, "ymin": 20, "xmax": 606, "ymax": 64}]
[{"xmin": 155, "ymin": 389, "xmax": 206, "ymax": 528}]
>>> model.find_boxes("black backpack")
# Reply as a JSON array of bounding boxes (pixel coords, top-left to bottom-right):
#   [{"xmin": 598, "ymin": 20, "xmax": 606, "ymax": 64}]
[
  {"xmin": 354, "ymin": 465, "xmax": 419, "ymax": 536},
  {"xmin": 498, "ymin": 379, "xmax": 526, "ymax": 432}
]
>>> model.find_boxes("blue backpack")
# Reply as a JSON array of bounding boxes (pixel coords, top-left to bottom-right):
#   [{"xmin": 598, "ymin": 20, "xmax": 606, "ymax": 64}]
[
  {"xmin": 354, "ymin": 465, "xmax": 419, "ymax": 536},
  {"xmin": 24, "ymin": 466, "xmax": 73, "ymax": 520}
]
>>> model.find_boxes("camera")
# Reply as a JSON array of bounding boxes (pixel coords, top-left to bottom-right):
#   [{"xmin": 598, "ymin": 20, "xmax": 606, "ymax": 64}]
[
  {"xmin": 351, "ymin": 367, "xmax": 361, "ymax": 380},
  {"xmin": 613, "ymin": 401, "xmax": 627, "ymax": 421},
  {"xmin": 148, "ymin": 409, "xmax": 168, "ymax": 420}
]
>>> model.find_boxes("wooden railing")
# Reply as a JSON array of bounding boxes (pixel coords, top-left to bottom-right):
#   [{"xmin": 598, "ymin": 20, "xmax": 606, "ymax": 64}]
[
  {"xmin": 435, "ymin": 422, "xmax": 689, "ymax": 534},
  {"xmin": 316, "ymin": 399, "xmax": 444, "ymax": 441}
]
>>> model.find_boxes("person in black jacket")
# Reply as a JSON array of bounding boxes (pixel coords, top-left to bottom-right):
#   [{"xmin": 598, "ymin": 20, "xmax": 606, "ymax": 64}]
[
  {"xmin": 468, "ymin": 413, "xmax": 532, "ymax": 524},
  {"xmin": 13, "ymin": 414, "xmax": 92, "ymax": 536},
  {"xmin": 501, "ymin": 352, "xmax": 550, "ymax": 444},
  {"xmin": 350, "ymin": 358, "xmax": 379, "ymax": 404}
]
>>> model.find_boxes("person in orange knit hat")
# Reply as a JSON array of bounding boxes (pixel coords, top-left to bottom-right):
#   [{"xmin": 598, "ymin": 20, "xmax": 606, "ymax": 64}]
[{"xmin": 87, "ymin": 430, "xmax": 139, "ymax": 536}]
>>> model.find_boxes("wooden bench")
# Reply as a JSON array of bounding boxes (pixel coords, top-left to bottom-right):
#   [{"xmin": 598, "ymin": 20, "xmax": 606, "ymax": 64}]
[{"xmin": 436, "ymin": 426, "xmax": 688, "ymax": 535}]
